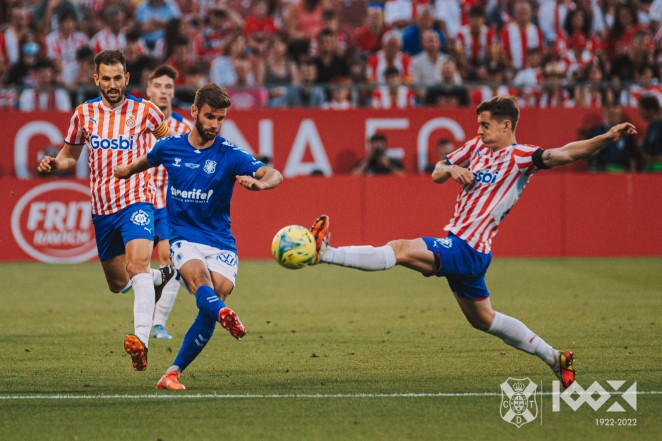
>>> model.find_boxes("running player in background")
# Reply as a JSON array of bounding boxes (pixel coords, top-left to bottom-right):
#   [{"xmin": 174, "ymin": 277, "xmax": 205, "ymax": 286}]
[
  {"xmin": 308, "ymin": 96, "xmax": 637, "ymax": 388},
  {"xmin": 114, "ymin": 83, "xmax": 283, "ymax": 390},
  {"xmin": 36, "ymin": 50, "xmax": 176, "ymax": 372},
  {"xmin": 145, "ymin": 65, "xmax": 193, "ymax": 340}
]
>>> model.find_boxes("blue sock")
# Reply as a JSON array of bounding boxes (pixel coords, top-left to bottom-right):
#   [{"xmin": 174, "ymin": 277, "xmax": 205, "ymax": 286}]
[
  {"xmin": 172, "ymin": 310, "xmax": 217, "ymax": 372},
  {"xmin": 195, "ymin": 285, "xmax": 226, "ymax": 320}
]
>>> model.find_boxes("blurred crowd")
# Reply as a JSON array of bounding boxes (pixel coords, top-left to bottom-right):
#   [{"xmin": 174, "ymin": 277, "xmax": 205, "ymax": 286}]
[{"xmin": 3, "ymin": 0, "xmax": 662, "ymax": 111}]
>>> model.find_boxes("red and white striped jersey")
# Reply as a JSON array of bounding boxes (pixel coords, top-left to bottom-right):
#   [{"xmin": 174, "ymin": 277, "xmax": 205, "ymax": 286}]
[
  {"xmin": 64, "ymin": 95, "xmax": 165, "ymax": 215},
  {"xmin": 89, "ymin": 28, "xmax": 127, "ymax": 53},
  {"xmin": 500, "ymin": 22, "xmax": 545, "ymax": 70},
  {"xmin": 371, "ymin": 85, "xmax": 417, "ymax": 109},
  {"xmin": 147, "ymin": 111, "xmax": 192, "ymax": 209},
  {"xmin": 45, "ymin": 30, "xmax": 89, "ymax": 85},
  {"xmin": 445, "ymin": 136, "xmax": 541, "ymax": 253},
  {"xmin": 365, "ymin": 50, "xmax": 413, "ymax": 84},
  {"xmin": 455, "ymin": 24, "xmax": 496, "ymax": 66}
]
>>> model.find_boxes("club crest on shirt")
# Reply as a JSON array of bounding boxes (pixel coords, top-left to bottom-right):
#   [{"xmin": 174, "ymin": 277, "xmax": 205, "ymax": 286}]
[
  {"xmin": 204, "ymin": 160, "xmax": 217, "ymax": 174},
  {"xmin": 130, "ymin": 209, "xmax": 150, "ymax": 226},
  {"xmin": 125, "ymin": 116, "xmax": 136, "ymax": 128}
]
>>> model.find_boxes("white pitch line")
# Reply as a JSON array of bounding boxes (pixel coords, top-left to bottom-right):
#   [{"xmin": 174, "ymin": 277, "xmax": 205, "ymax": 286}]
[{"xmin": 0, "ymin": 391, "xmax": 660, "ymax": 400}]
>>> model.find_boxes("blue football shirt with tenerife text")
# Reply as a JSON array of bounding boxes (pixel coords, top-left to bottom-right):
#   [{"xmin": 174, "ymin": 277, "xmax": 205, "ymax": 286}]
[{"xmin": 146, "ymin": 134, "xmax": 265, "ymax": 253}]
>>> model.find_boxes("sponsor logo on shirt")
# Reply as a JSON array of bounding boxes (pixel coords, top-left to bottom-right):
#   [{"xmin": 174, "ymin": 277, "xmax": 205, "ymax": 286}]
[
  {"xmin": 469, "ymin": 168, "xmax": 500, "ymax": 184},
  {"xmin": 185, "ymin": 162, "xmax": 200, "ymax": 169},
  {"xmin": 173, "ymin": 158, "xmax": 181, "ymax": 167},
  {"xmin": 90, "ymin": 134, "xmax": 134, "ymax": 150},
  {"xmin": 170, "ymin": 185, "xmax": 214, "ymax": 202}
]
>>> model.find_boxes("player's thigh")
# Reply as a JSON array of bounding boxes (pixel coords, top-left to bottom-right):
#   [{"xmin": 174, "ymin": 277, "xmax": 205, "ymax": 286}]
[
  {"xmin": 387, "ymin": 238, "xmax": 436, "ymax": 274},
  {"xmin": 206, "ymin": 250, "xmax": 238, "ymax": 300},
  {"xmin": 157, "ymin": 239, "xmax": 172, "ymax": 266}
]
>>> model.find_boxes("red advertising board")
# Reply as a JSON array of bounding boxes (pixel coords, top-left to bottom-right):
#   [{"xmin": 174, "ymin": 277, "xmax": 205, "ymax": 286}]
[{"xmin": 2, "ymin": 107, "xmax": 637, "ymax": 180}]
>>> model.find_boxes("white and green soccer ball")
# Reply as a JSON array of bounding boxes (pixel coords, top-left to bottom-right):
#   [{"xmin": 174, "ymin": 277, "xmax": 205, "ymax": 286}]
[{"xmin": 271, "ymin": 225, "xmax": 316, "ymax": 269}]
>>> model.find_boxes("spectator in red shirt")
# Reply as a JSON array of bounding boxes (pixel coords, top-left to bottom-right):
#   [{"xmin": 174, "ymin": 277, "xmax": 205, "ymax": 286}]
[
  {"xmin": 351, "ymin": 3, "xmax": 389, "ymax": 57},
  {"xmin": 243, "ymin": 0, "xmax": 277, "ymax": 56}
]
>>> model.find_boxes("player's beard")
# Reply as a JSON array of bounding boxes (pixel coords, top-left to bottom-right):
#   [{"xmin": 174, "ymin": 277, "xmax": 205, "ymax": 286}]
[
  {"xmin": 195, "ymin": 117, "xmax": 217, "ymax": 142},
  {"xmin": 100, "ymin": 86, "xmax": 125, "ymax": 106}
]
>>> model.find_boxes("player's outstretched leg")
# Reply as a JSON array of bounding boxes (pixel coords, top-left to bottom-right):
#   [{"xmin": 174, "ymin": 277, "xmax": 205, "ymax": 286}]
[
  {"xmin": 124, "ymin": 334, "xmax": 148, "ymax": 371},
  {"xmin": 308, "ymin": 215, "xmax": 397, "ymax": 271}
]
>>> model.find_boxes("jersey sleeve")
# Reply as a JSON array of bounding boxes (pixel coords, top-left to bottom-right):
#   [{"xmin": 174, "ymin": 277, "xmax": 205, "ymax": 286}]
[
  {"xmin": 513, "ymin": 144, "xmax": 541, "ymax": 175},
  {"xmin": 230, "ymin": 145, "xmax": 267, "ymax": 176},
  {"xmin": 146, "ymin": 137, "xmax": 165, "ymax": 167},
  {"xmin": 144, "ymin": 101, "xmax": 166, "ymax": 133},
  {"xmin": 447, "ymin": 137, "xmax": 480, "ymax": 167},
  {"xmin": 63, "ymin": 108, "xmax": 85, "ymax": 145}
]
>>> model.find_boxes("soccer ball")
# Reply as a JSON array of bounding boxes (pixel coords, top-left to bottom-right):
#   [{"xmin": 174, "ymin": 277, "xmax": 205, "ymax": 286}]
[{"xmin": 271, "ymin": 225, "xmax": 317, "ymax": 269}]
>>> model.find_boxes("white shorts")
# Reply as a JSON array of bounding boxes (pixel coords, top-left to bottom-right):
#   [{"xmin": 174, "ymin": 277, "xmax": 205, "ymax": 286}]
[{"xmin": 170, "ymin": 240, "xmax": 238, "ymax": 290}]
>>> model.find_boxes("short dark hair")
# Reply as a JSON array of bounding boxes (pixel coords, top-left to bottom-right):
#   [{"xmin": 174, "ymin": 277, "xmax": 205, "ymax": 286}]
[
  {"xmin": 94, "ymin": 49, "xmax": 126, "ymax": 73},
  {"xmin": 476, "ymin": 96, "xmax": 520, "ymax": 130},
  {"xmin": 384, "ymin": 66, "xmax": 401, "ymax": 77},
  {"xmin": 638, "ymin": 94, "xmax": 660, "ymax": 112},
  {"xmin": 194, "ymin": 83, "xmax": 232, "ymax": 109},
  {"xmin": 148, "ymin": 64, "xmax": 177, "ymax": 83}
]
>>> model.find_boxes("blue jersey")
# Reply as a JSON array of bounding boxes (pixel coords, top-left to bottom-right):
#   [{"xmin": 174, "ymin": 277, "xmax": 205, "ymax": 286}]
[{"xmin": 146, "ymin": 134, "xmax": 265, "ymax": 253}]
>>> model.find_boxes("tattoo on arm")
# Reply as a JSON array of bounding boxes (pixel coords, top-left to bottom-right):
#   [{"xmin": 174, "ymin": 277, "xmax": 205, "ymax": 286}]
[{"xmin": 543, "ymin": 150, "xmax": 553, "ymax": 166}]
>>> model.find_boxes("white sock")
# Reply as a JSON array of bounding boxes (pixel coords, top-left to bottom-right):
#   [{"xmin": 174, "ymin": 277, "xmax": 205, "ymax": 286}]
[
  {"xmin": 487, "ymin": 311, "xmax": 558, "ymax": 369},
  {"xmin": 153, "ymin": 278, "xmax": 180, "ymax": 327},
  {"xmin": 166, "ymin": 365, "xmax": 181, "ymax": 374},
  {"xmin": 151, "ymin": 268, "xmax": 163, "ymax": 285},
  {"xmin": 131, "ymin": 273, "xmax": 156, "ymax": 347},
  {"xmin": 321, "ymin": 245, "xmax": 396, "ymax": 271}
]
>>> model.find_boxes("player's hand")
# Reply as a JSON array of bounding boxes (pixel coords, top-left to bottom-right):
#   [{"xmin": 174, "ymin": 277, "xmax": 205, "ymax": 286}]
[
  {"xmin": 114, "ymin": 165, "xmax": 131, "ymax": 179},
  {"xmin": 37, "ymin": 156, "xmax": 59, "ymax": 174},
  {"xmin": 449, "ymin": 165, "xmax": 474, "ymax": 185},
  {"xmin": 236, "ymin": 175, "xmax": 264, "ymax": 191},
  {"xmin": 608, "ymin": 122, "xmax": 637, "ymax": 141}
]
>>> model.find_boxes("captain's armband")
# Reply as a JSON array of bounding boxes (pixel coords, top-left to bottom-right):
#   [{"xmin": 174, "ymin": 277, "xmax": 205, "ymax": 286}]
[
  {"xmin": 152, "ymin": 122, "xmax": 169, "ymax": 139},
  {"xmin": 532, "ymin": 148, "xmax": 551, "ymax": 169}
]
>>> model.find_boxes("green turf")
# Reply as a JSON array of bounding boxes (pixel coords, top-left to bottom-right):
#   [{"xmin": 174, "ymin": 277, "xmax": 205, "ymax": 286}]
[{"xmin": 0, "ymin": 259, "xmax": 660, "ymax": 440}]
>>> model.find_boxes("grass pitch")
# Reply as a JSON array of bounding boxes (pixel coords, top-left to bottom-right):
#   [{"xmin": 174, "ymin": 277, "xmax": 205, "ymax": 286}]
[{"xmin": 0, "ymin": 259, "xmax": 661, "ymax": 440}]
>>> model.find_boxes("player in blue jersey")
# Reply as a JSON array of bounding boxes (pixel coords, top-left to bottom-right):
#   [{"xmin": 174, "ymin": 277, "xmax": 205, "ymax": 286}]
[{"xmin": 114, "ymin": 83, "xmax": 283, "ymax": 389}]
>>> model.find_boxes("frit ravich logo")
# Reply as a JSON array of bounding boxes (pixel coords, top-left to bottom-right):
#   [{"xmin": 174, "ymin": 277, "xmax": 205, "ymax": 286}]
[
  {"xmin": 10, "ymin": 182, "xmax": 96, "ymax": 263},
  {"xmin": 500, "ymin": 378, "xmax": 539, "ymax": 427}
]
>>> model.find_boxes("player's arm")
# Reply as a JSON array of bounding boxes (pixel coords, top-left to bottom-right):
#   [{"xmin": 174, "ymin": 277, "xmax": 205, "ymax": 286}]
[
  {"xmin": 114, "ymin": 155, "xmax": 153, "ymax": 180},
  {"xmin": 431, "ymin": 161, "xmax": 474, "ymax": 185},
  {"xmin": 152, "ymin": 121, "xmax": 173, "ymax": 139},
  {"xmin": 236, "ymin": 166, "xmax": 283, "ymax": 191},
  {"xmin": 536, "ymin": 122, "xmax": 637, "ymax": 169},
  {"xmin": 36, "ymin": 143, "xmax": 83, "ymax": 174}
]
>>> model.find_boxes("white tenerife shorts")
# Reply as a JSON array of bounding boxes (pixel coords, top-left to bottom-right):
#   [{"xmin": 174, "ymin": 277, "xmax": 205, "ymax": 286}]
[{"xmin": 170, "ymin": 240, "xmax": 238, "ymax": 292}]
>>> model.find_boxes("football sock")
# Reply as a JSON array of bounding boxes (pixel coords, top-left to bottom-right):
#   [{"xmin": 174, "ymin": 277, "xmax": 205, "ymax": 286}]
[
  {"xmin": 322, "ymin": 245, "xmax": 396, "ymax": 271},
  {"xmin": 151, "ymin": 268, "xmax": 163, "ymax": 286},
  {"xmin": 131, "ymin": 273, "xmax": 156, "ymax": 347},
  {"xmin": 195, "ymin": 285, "xmax": 226, "ymax": 321},
  {"xmin": 172, "ymin": 310, "xmax": 217, "ymax": 372},
  {"xmin": 487, "ymin": 311, "xmax": 558, "ymax": 368},
  {"xmin": 153, "ymin": 278, "xmax": 180, "ymax": 327}
]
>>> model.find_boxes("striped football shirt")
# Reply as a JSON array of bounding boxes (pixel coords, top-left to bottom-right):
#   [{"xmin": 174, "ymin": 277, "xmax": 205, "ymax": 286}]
[
  {"xmin": 445, "ymin": 136, "xmax": 540, "ymax": 253},
  {"xmin": 64, "ymin": 94, "xmax": 165, "ymax": 215},
  {"xmin": 147, "ymin": 111, "xmax": 192, "ymax": 209}
]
